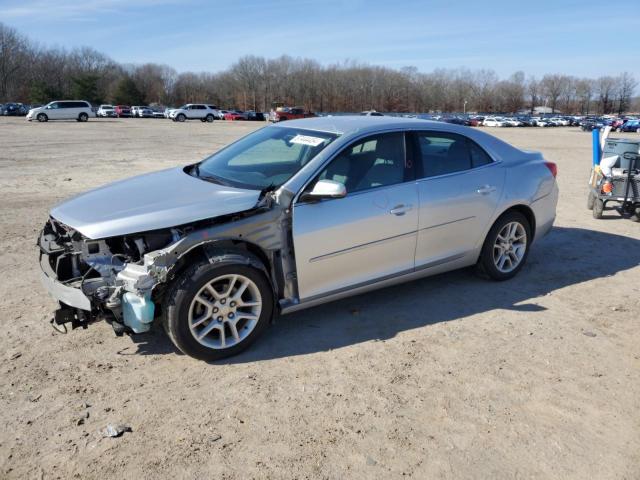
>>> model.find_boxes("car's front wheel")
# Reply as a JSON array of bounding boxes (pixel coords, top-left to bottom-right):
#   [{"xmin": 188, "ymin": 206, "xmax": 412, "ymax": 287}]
[
  {"xmin": 478, "ymin": 211, "xmax": 531, "ymax": 281},
  {"xmin": 176, "ymin": 114, "xmax": 186, "ymax": 122},
  {"xmin": 37, "ymin": 113, "xmax": 48, "ymax": 122},
  {"xmin": 205, "ymin": 114, "xmax": 214, "ymax": 122},
  {"xmin": 162, "ymin": 259, "xmax": 273, "ymax": 361},
  {"xmin": 78, "ymin": 113, "xmax": 88, "ymax": 122}
]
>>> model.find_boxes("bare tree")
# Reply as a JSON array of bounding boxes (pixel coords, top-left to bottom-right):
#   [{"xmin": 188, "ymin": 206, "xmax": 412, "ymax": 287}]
[
  {"xmin": 614, "ymin": 72, "xmax": 638, "ymax": 115},
  {"xmin": 596, "ymin": 76, "xmax": 618, "ymax": 114},
  {"xmin": 0, "ymin": 23, "xmax": 29, "ymax": 101},
  {"xmin": 541, "ymin": 74, "xmax": 569, "ymax": 113}
]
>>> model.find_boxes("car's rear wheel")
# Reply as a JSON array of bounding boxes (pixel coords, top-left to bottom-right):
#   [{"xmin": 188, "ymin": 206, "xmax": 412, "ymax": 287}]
[
  {"xmin": 162, "ymin": 260, "xmax": 273, "ymax": 361},
  {"xmin": 37, "ymin": 113, "xmax": 48, "ymax": 122},
  {"xmin": 478, "ymin": 211, "xmax": 531, "ymax": 281}
]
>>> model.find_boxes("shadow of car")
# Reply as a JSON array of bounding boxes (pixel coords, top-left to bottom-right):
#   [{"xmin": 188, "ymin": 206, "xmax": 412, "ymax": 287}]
[{"xmin": 128, "ymin": 226, "xmax": 640, "ymax": 362}]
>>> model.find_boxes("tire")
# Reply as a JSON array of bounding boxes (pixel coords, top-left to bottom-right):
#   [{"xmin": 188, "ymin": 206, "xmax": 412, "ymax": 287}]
[
  {"xmin": 477, "ymin": 211, "xmax": 531, "ymax": 281},
  {"xmin": 177, "ymin": 114, "xmax": 186, "ymax": 122},
  {"xmin": 162, "ymin": 260, "xmax": 273, "ymax": 361},
  {"xmin": 630, "ymin": 207, "xmax": 640, "ymax": 222},
  {"xmin": 592, "ymin": 199, "xmax": 604, "ymax": 219},
  {"xmin": 37, "ymin": 113, "xmax": 48, "ymax": 122},
  {"xmin": 205, "ymin": 114, "xmax": 214, "ymax": 123},
  {"xmin": 78, "ymin": 113, "xmax": 88, "ymax": 122},
  {"xmin": 587, "ymin": 191, "xmax": 596, "ymax": 210}
]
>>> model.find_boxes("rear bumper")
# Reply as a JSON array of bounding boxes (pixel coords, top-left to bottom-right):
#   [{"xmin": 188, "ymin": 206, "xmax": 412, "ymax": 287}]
[{"xmin": 40, "ymin": 252, "xmax": 91, "ymax": 311}]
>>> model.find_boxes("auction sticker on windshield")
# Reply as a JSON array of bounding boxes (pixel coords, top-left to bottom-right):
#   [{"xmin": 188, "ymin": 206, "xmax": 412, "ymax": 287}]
[{"xmin": 290, "ymin": 135, "xmax": 326, "ymax": 147}]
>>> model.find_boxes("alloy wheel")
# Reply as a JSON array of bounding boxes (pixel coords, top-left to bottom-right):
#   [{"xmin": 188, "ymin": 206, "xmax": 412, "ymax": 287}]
[
  {"xmin": 187, "ymin": 274, "xmax": 262, "ymax": 349},
  {"xmin": 493, "ymin": 221, "xmax": 527, "ymax": 273}
]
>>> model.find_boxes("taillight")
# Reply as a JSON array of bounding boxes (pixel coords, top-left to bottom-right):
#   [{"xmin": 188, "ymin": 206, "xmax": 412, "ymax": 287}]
[{"xmin": 544, "ymin": 161, "xmax": 557, "ymax": 178}]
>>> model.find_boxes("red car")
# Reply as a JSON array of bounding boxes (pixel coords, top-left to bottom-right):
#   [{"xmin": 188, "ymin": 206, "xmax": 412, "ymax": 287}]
[
  {"xmin": 115, "ymin": 105, "xmax": 132, "ymax": 117},
  {"xmin": 224, "ymin": 111, "xmax": 246, "ymax": 121},
  {"xmin": 272, "ymin": 107, "xmax": 316, "ymax": 122}
]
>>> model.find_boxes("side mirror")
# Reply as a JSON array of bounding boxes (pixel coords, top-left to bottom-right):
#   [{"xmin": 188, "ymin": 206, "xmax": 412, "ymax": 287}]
[{"xmin": 299, "ymin": 179, "xmax": 347, "ymax": 203}]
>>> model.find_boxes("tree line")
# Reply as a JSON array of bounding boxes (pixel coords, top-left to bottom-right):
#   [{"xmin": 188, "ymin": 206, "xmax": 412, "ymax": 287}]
[{"xmin": 1, "ymin": 22, "xmax": 638, "ymax": 114}]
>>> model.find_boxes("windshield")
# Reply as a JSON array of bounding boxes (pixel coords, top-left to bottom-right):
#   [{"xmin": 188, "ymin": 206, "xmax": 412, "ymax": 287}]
[{"xmin": 194, "ymin": 126, "xmax": 339, "ymax": 190}]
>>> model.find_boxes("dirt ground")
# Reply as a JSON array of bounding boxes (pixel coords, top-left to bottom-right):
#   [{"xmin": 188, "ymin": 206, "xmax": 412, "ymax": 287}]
[{"xmin": 0, "ymin": 117, "xmax": 638, "ymax": 479}]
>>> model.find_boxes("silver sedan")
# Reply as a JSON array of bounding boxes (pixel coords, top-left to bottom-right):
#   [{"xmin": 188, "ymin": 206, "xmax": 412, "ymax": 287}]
[{"xmin": 39, "ymin": 116, "xmax": 558, "ymax": 360}]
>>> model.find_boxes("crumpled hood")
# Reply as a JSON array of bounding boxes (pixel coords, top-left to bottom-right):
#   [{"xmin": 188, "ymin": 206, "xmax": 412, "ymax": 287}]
[{"xmin": 51, "ymin": 167, "xmax": 261, "ymax": 239}]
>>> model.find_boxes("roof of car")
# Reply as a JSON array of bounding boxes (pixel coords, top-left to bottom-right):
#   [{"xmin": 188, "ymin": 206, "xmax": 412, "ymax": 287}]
[
  {"xmin": 274, "ymin": 115, "xmax": 524, "ymax": 161},
  {"xmin": 274, "ymin": 115, "xmax": 434, "ymax": 134}
]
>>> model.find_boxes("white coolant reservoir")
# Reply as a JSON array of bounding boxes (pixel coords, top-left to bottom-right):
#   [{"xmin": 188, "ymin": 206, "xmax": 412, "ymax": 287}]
[{"xmin": 122, "ymin": 292, "xmax": 155, "ymax": 333}]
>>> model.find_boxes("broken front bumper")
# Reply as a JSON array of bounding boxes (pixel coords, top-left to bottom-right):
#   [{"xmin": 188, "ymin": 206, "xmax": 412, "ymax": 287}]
[{"xmin": 39, "ymin": 252, "xmax": 92, "ymax": 311}]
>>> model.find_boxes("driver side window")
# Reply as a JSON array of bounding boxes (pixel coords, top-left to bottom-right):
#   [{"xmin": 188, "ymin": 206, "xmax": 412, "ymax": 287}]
[{"xmin": 316, "ymin": 132, "xmax": 407, "ymax": 194}]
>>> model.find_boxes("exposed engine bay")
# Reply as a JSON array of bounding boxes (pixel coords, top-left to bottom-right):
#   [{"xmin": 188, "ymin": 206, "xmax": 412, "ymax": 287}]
[{"xmin": 39, "ymin": 217, "xmax": 181, "ymax": 333}]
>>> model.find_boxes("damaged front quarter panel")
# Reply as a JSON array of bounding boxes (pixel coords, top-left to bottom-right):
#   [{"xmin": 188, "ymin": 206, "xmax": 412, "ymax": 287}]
[{"xmin": 143, "ymin": 189, "xmax": 299, "ymax": 311}]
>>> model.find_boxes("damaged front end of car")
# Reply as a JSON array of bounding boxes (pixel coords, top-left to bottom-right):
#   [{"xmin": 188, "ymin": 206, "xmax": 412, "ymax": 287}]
[
  {"xmin": 38, "ymin": 217, "xmax": 182, "ymax": 334},
  {"xmin": 38, "ymin": 188, "xmax": 298, "ymax": 337}
]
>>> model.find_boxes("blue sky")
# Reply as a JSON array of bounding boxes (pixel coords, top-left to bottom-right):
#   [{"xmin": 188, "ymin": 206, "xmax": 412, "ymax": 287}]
[{"xmin": 1, "ymin": 0, "xmax": 638, "ymax": 78}]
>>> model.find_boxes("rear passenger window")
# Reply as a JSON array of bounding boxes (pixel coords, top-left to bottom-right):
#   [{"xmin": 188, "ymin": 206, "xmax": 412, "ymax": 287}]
[
  {"xmin": 414, "ymin": 132, "xmax": 493, "ymax": 178},
  {"xmin": 415, "ymin": 132, "xmax": 471, "ymax": 178},
  {"xmin": 469, "ymin": 141, "xmax": 493, "ymax": 167}
]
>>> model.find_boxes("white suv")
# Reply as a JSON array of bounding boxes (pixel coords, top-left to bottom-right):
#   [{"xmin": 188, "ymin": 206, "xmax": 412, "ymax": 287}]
[
  {"xmin": 97, "ymin": 105, "xmax": 116, "ymax": 117},
  {"xmin": 169, "ymin": 104, "xmax": 216, "ymax": 122},
  {"xmin": 27, "ymin": 101, "xmax": 93, "ymax": 122}
]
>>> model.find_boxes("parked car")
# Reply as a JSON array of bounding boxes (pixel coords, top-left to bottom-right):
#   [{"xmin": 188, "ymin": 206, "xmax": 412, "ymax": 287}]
[
  {"xmin": 619, "ymin": 119, "xmax": 640, "ymax": 133},
  {"xmin": 38, "ymin": 116, "xmax": 558, "ymax": 360},
  {"xmin": 2, "ymin": 102, "xmax": 28, "ymax": 116},
  {"xmin": 26, "ymin": 100, "xmax": 93, "ymax": 122},
  {"xmin": 270, "ymin": 106, "xmax": 316, "ymax": 122},
  {"xmin": 360, "ymin": 110, "xmax": 384, "ymax": 116},
  {"xmin": 115, "ymin": 105, "xmax": 132, "ymax": 118},
  {"xmin": 97, "ymin": 105, "xmax": 116, "ymax": 117},
  {"xmin": 224, "ymin": 110, "xmax": 246, "ymax": 121},
  {"xmin": 516, "ymin": 116, "xmax": 535, "ymax": 127},
  {"xmin": 548, "ymin": 117, "xmax": 569, "ymax": 126},
  {"xmin": 502, "ymin": 118, "xmax": 523, "ymax": 127},
  {"xmin": 246, "ymin": 111, "xmax": 266, "ymax": 121},
  {"xmin": 580, "ymin": 118, "xmax": 606, "ymax": 131},
  {"xmin": 139, "ymin": 107, "xmax": 154, "ymax": 118},
  {"xmin": 130, "ymin": 106, "xmax": 142, "ymax": 117},
  {"xmin": 483, "ymin": 117, "xmax": 506, "ymax": 127},
  {"xmin": 217, "ymin": 109, "xmax": 229, "ymax": 120},
  {"xmin": 169, "ymin": 104, "xmax": 217, "ymax": 122},
  {"xmin": 152, "ymin": 108, "xmax": 166, "ymax": 119}
]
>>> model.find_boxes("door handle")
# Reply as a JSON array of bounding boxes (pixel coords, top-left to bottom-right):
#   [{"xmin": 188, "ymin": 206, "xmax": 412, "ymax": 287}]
[
  {"xmin": 476, "ymin": 185, "xmax": 496, "ymax": 195},
  {"xmin": 390, "ymin": 204, "xmax": 413, "ymax": 216}
]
